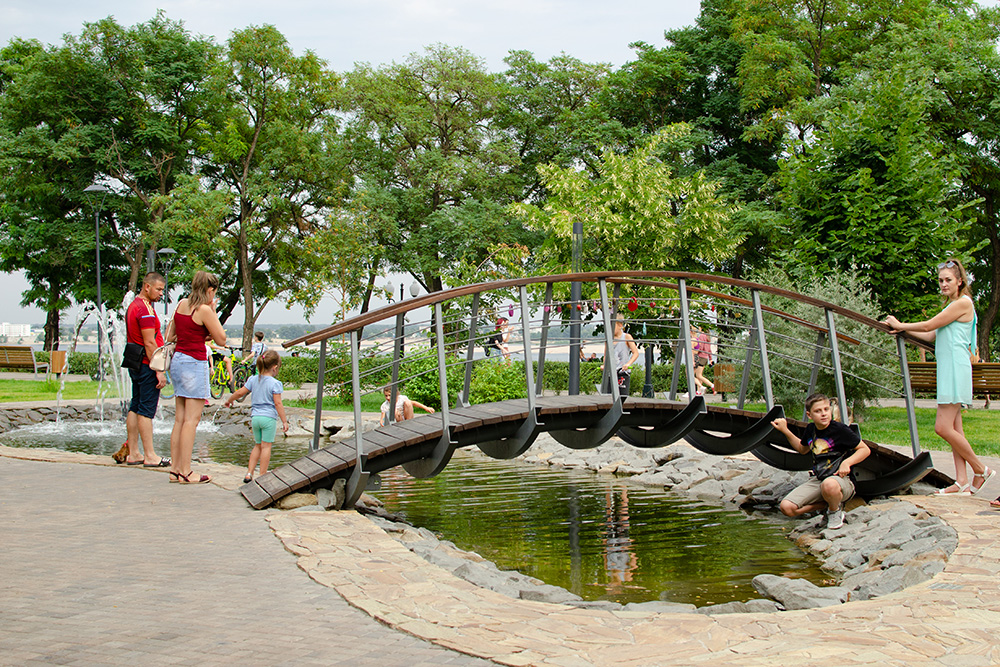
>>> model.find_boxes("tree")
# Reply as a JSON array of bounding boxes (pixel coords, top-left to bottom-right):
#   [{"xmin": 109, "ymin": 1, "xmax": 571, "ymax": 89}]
[
  {"xmin": 164, "ymin": 25, "xmax": 346, "ymax": 348},
  {"xmin": 777, "ymin": 70, "xmax": 972, "ymax": 320},
  {"xmin": 69, "ymin": 13, "xmax": 221, "ymax": 291},
  {"xmin": 514, "ymin": 123, "xmax": 742, "ymax": 275},
  {"xmin": 0, "ymin": 38, "xmax": 130, "ymax": 348},
  {"xmin": 341, "ymin": 45, "xmax": 530, "ymax": 295}
]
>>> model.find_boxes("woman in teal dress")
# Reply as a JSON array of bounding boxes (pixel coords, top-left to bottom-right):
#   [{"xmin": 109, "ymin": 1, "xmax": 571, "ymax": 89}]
[{"xmin": 886, "ymin": 259, "xmax": 994, "ymax": 495}]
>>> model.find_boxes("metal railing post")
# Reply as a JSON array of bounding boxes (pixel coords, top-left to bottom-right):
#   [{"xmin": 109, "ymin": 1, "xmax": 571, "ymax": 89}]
[
  {"xmin": 460, "ymin": 293, "xmax": 479, "ymax": 406},
  {"xmin": 897, "ymin": 336, "xmax": 921, "ymax": 457},
  {"xmin": 311, "ymin": 338, "xmax": 327, "ymax": 452},
  {"xmin": 678, "ymin": 278, "xmax": 697, "ymax": 400},
  {"xmin": 738, "ymin": 324, "xmax": 756, "ymax": 410},
  {"xmin": 599, "ymin": 279, "xmax": 620, "ymax": 402},
  {"xmin": 825, "ymin": 309, "xmax": 849, "ymax": 424},
  {"xmin": 519, "ymin": 285, "xmax": 537, "ymax": 412},
  {"xmin": 388, "ymin": 313, "xmax": 404, "ymax": 424},
  {"xmin": 804, "ymin": 331, "xmax": 827, "ymax": 421},
  {"xmin": 535, "ymin": 283, "xmax": 553, "ymax": 397},
  {"xmin": 349, "ymin": 330, "xmax": 365, "ymax": 474},
  {"xmin": 751, "ymin": 289, "xmax": 774, "ymax": 409},
  {"xmin": 434, "ymin": 302, "xmax": 451, "ymax": 434}
]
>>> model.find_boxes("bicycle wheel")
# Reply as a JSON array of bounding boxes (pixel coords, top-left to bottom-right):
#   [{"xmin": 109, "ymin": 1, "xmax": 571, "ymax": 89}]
[
  {"xmin": 233, "ymin": 364, "xmax": 251, "ymax": 389},
  {"xmin": 209, "ymin": 363, "xmax": 227, "ymax": 399},
  {"xmin": 160, "ymin": 371, "xmax": 175, "ymax": 399}
]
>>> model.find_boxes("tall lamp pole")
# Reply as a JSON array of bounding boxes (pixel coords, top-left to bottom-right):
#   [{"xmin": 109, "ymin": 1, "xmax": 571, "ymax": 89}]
[
  {"xmin": 156, "ymin": 247, "xmax": 177, "ymax": 317},
  {"xmin": 83, "ymin": 183, "xmax": 110, "ymax": 375}
]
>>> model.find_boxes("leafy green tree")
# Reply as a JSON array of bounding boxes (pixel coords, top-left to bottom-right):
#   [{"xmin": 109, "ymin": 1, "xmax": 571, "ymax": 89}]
[
  {"xmin": 341, "ymin": 45, "xmax": 529, "ymax": 295},
  {"xmin": 0, "ymin": 38, "xmax": 130, "ymax": 348},
  {"xmin": 515, "ymin": 124, "xmax": 742, "ymax": 276},
  {"xmin": 68, "ymin": 13, "xmax": 221, "ymax": 290},
  {"xmin": 164, "ymin": 25, "xmax": 346, "ymax": 348},
  {"xmin": 777, "ymin": 71, "xmax": 972, "ymax": 320}
]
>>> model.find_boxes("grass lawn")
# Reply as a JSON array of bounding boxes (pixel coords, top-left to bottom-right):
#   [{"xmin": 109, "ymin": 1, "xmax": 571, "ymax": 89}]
[
  {"xmin": 287, "ymin": 394, "xmax": 386, "ymax": 413},
  {"xmin": 857, "ymin": 406, "xmax": 1000, "ymax": 457},
  {"xmin": 0, "ymin": 378, "xmax": 106, "ymax": 403}
]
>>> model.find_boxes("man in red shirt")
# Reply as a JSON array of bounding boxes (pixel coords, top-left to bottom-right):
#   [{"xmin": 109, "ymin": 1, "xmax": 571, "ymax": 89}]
[{"xmin": 124, "ymin": 273, "xmax": 170, "ymax": 466}]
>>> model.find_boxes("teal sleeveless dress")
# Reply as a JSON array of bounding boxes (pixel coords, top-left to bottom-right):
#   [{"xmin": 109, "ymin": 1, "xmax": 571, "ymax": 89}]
[{"xmin": 935, "ymin": 295, "xmax": 975, "ymax": 405}]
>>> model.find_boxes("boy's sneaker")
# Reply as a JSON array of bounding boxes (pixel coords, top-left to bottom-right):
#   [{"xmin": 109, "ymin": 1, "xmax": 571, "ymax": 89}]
[{"xmin": 826, "ymin": 508, "xmax": 844, "ymax": 530}]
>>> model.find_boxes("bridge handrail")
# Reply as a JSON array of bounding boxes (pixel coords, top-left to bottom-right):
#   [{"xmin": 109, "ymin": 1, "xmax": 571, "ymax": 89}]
[{"xmin": 282, "ymin": 271, "xmax": 930, "ymax": 352}]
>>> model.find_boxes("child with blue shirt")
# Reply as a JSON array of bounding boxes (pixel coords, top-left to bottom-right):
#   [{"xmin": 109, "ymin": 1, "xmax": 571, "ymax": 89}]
[{"xmin": 224, "ymin": 350, "xmax": 288, "ymax": 484}]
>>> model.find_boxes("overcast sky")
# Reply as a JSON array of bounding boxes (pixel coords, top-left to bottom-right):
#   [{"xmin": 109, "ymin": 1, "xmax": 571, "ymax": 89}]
[{"xmin": 0, "ymin": 0, "xmax": 700, "ymax": 327}]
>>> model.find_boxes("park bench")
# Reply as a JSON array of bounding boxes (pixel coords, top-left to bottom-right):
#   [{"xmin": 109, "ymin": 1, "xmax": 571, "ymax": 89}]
[
  {"xmin": 907, "ymin": 361, "xmax": 1000, "ymax": 399},
  {"xmin": 0, "ymin": 345, "xmax": 50, "ymax": 379}
]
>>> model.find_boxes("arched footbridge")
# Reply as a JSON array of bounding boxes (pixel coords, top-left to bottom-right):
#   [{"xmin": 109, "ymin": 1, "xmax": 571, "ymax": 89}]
[{"xmin": 241, "ymin": 271, "xmax": 950, "ymax": 510}]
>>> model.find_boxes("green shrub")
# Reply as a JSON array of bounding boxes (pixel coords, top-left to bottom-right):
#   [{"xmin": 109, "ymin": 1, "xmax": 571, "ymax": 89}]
[
  {"xmin": 390, "ymin": 352, "xmax": 464, "ymax": 410},
  {"xmin": 470, "ymin": 359, "xmax": 528, "ymax": 403}
]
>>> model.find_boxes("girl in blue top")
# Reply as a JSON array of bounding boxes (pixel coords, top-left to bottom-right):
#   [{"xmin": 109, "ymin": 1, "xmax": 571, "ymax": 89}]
[
  {"xmin": 886, "ymin": 259, "xmax": 993, "ymax": 496},
  {"xmin": 225, "ymin": 350, "xmax": 289, "ymax": 484}
]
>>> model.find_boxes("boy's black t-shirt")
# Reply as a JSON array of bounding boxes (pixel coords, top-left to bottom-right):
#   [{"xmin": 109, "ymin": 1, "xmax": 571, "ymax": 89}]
[{"xmin": 801, "ymin": 420, "xmax": 862, "ymax": 480}]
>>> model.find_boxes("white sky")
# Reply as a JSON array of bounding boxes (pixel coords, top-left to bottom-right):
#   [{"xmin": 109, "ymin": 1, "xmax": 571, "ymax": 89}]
[{"xmin": 0, "ymin": 0, "xmax": 699, "ymax": 326}]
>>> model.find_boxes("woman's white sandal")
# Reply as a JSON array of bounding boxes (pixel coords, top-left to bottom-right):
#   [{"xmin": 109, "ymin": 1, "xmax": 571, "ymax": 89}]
[
  {"xmin": 971, "ymin": 467, "xmax": 996, "ymax": 495},
  {"xmin": 934, "ymin": 483, "xmax": 971, "ymax": 496}
]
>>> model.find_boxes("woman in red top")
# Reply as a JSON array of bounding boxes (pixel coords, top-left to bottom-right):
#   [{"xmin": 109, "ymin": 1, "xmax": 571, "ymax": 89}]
[{"xmin": 165, "ymin": 271, "xmax": 227, "ymax": 484}]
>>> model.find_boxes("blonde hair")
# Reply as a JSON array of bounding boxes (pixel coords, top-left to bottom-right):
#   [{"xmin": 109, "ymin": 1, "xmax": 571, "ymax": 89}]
[
  {"xmin": 188, "ymin": 271, "xmax": 219, "ymax": 310},
  {"xmin": 938, "ymin": 259, "xmax": 972, "ymax": 300}
]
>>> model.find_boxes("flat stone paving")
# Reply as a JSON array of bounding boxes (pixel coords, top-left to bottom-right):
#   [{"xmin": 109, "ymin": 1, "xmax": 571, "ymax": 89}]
[
  {"xmin": 0, "ymin": 451, "xmax": 493, "ymax": 667},
  {"xmin": 4, "ymin": 444, "xmax": 1000, "ymax": 666}
]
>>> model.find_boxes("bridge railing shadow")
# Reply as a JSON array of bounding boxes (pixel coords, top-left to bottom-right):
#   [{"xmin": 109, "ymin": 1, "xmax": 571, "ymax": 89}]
[{"xmin": 270, "ymin": 272, "xmax": 933, "ymax": 508}]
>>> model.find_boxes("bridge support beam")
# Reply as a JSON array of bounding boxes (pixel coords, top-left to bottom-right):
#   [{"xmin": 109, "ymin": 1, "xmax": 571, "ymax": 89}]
[
  {"xmin": 549, "ymin": 399, "xmax": 625, "ymax": 449},
  {"xmin": 477, "ymin": 412, "xmax": 541, "ymax": 459},
  {"xmin": 618, "ymin": 396, "xmax": 706, "ymax": 448}
]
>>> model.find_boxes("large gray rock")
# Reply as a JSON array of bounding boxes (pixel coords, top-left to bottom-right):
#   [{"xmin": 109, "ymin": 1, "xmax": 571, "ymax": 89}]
[
  {"xmin": 698, "ymin": 599, "xmax": 781, "ymax": 615},
  {"xmin": 519, "ymin": 584, "xmax": 582, "ymax": 604},
  {"xmin": 752, "ymin": 574, "xmax": 849, "ymax": 610},
  {"xmin": 623, "ymin": 601, "xmax": 697, "ymax": 613}
]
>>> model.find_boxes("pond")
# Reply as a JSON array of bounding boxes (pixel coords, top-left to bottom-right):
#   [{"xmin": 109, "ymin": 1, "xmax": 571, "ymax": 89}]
[
  {"xmin": 378, "ymin": 450, "xmax": 829, "ymax": 606},
  {"xmin": 1, "ymin": 420, "xmax": 830, "ymax": 606}
]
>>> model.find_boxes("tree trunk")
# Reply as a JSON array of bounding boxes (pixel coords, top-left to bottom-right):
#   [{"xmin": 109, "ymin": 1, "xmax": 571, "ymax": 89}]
[
  {"xmin": 239, "ymin": 199, "xmax": 256, "ymax": 354},
  {"xmin": 979, "ymin": 194, "xmax": 998, "ymax": 363},
  {"xmin": 43, "ymin": 308, "xmax": 59, "ymax": 352}
]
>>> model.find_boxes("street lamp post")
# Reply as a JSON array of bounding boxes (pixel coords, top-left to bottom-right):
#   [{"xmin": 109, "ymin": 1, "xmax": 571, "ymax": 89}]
[
  {"xmin": 83, "ymin": 183, "xmax": 111, "ymax": 375},
  {"xmin": 156, "ymin": 247, "xmax": 177, "ymax": 317}
]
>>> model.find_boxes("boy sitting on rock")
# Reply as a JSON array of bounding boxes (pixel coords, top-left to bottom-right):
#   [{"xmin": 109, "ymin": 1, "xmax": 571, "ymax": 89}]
[{"xmin": 771, "ymin": 393, "xmax": 870, "ymax": 530}]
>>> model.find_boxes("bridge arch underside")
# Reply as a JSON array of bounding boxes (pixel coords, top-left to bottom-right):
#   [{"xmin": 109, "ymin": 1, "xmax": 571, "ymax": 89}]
[{"xmin": 240, "ymin": 397, "xmax": 944, "ymax": 510}]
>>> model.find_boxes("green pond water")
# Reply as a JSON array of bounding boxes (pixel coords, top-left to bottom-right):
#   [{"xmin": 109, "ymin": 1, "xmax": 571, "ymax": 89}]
[{"xmin": 2, "ymin": 419, "xmax": 830, "ymax": 606}]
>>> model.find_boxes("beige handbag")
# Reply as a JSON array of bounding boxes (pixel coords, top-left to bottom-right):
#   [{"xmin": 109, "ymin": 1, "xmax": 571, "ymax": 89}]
[{"xmin": 149, "ymin": 342, "xmax": 175, "ymax": 372}]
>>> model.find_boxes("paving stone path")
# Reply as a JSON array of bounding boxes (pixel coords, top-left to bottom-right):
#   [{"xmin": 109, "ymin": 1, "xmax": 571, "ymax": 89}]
[
  {"xmin": 0, "ymin": 454, "xmax": 494, "ymax": 666},
  {"xmin": 4, "ymin": 443, "xmax": 1000, "ymax": 666}
]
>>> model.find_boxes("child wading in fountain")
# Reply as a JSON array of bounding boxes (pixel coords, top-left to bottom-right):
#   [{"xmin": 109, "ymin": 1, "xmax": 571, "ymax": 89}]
[
  {"xmin": 224, "ymin": 350, "xmax": 289, "ymax": 484},
  {"xmin": 771, "ymin": 393, "xmax": 870, "ymax": 530}
]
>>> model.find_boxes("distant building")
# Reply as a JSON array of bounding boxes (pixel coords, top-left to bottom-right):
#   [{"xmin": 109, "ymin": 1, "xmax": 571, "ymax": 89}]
[{"xmin": 1, "ymin": 323, "xmax": 32, "ymax": 338}]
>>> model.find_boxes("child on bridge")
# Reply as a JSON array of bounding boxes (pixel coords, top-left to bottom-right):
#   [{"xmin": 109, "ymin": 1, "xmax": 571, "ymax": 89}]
[{"xmin": 771, "ymin": 393, "xmax": 870, "ymax": 530}]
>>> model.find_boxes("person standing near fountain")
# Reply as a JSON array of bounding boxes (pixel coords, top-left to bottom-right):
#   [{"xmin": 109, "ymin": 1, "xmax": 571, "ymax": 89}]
[
  {"xmin": 165, "ymin": 271, "xmax": 226, "ymax": 484},
  {"xmin": 123, "ymin": 272, "xmax": 171, "ymax": 467}
]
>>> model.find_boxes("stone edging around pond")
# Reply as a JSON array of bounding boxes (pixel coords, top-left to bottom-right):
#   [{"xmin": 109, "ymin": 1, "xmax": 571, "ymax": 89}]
[{"xmin": 348, "ymin": 435, "xmax": 957, "ymax": 613}]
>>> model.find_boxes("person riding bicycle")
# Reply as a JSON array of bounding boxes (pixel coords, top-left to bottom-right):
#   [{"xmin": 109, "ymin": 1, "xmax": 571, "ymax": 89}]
[
  {"xmin": 241, "ymin": 331, "xmax": 267, "ymax": 365},
  {"xmin": 208, "ymin": 340, "xmax": 235, "ymax": 391}
]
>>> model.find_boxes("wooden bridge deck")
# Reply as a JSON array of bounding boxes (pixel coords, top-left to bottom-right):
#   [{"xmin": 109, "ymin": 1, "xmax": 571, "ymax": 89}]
[{"xmin": 241, "ymin": 397, "xmax": 944, "ymax": 510}]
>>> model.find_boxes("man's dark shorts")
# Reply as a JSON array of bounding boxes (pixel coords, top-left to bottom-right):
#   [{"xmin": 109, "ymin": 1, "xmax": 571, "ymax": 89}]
[{"xmin": 128, "ymin": 364, "xmax": 160, "ymax": 419}]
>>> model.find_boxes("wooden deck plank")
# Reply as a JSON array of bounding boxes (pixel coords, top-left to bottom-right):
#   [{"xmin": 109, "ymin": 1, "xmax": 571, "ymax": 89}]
[
  {"xmin": 288, "ymin": 457, "xmax": 330, "ymax": 484},
  {"xmin": 270, "ymin": 465, "xmax": 311, "ymax": 493},
  {"xmin": 241, "ymin": 481, "xmax": 274, "ymax": 509},
  {"xmin": 306, "ymin": 448, "xmax": 351, "ymax": 472},
  {"xmin": 255, "ymin": 473, "xmax": 292, "ymax": 498}
]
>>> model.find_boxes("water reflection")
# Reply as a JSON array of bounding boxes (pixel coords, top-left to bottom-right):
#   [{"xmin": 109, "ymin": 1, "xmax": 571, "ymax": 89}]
[{"xmin": 378, "ymin": 450, "xmax": 830, "ymax": 606}]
